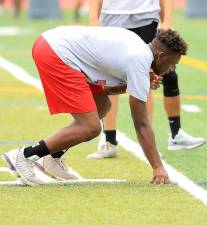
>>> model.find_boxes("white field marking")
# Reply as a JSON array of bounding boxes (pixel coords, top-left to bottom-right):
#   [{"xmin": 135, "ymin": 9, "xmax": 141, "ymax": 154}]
[
  {"xmin": 0, "ymin": 166, "xmax": 126, "ymax": 186},
  {"xmin": 117, "ymin": 132, "xmax": 207, "ymax": 205},
  {"xmin": 0, "ymin": 179, "xmax": 127, "ymax": 186},
  {"xmin": 0, "ymin": 57, "xmax": 42, "ymax": 90},
  {"xmin": 0, "ymin": 27, "xmax": 21, "ymax": 36},
  {"xmin": 0, "ymin": 27, "xmax": 32, "ymax": 36},
  {"xmin": 1, "ymin": 57, "xmax": 207, "ymax": 205},
  {"xmin": 36, "ymin": 106, "xmax": 47, "ymax": 111},
  {"xmin": 182, "ymin": 104, "xmax": 201, "ymax": 113},
  {"xmin": 0, "ymin": 167, "xmax": 12, "ymax": 173},
  {"xmin": 0, "ymin": 165, "xmax": 126, "ymax": 186}
]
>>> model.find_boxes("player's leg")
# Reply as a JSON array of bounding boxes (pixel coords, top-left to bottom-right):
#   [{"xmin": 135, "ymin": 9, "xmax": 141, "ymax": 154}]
[
  {"xmin": 5, "ymin": 92, "xmax": 111, "ymax": 183},
  {"xmin": 13, "ymin": 111, "xmax": 101, "ymax": 185},
  {"xmin": 3, "ymin": 35, "xmax": 109, "ymax": 185},
  {"xmin": 87, "ymin": 95, "xmax": 119, "ymax": 159},
  {"xmin": 163, "ymin": 70, "xmax": 205, "ymax": 150},
  {"xmin": 103, "ymin": 95, "xmax": 119, "ymax": 144}
]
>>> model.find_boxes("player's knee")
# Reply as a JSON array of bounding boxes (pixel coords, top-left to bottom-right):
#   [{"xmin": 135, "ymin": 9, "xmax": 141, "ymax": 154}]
[
  {"xmin": 163, "ymin": 71, "xmax": 180, "ymax": 97},
  {"xmin": 84, "ymin": 122, "xmax": 102, "ymax": 141}
]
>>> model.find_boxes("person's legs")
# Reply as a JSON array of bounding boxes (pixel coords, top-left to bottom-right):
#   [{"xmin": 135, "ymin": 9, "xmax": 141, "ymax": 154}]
[
  {"xmin": 16, "ymin": 92, "xmax": 111, "ymax": 184},
  {"xmin": 87, "ymin": 95, "xmax": 119, "ymax": 159},
  {"xmin": 87, "ymin": 22, "xmax": 158, "ymax": 160},
  {"xmin": 14, "ymin": 111, "xmax": 102, "ymax": 185},
  {"xmin": 73, "ymin": 0, "xmax": 84, "ymax": 23},
  {"xmin": 103, "ymin": 95, "xmax": 119, "ymax": 144},
  {"xmin": 4, "ymin": 35, "xmax": 112, "ymax": 185},
  {"xmin": 0, "ymin": 0, "xmax": 5, "ymax": 15},
  {"xmin": 163, "ymin": 70, "xmax": 181, "ymax": 138},
  {"xmin": 102, "ymin": 95, "xmax": 119, "ymax": 146},
  {"xmin": 12, "ymin": 0, "xmax": 21, "ymax": 17},
  {"xmin": 5, "ymin": 91, "xmax": 111, "ymax": 183},
  {"xmin": 163, "ymin": 70, "xmax": 205, "ymax": 150}
]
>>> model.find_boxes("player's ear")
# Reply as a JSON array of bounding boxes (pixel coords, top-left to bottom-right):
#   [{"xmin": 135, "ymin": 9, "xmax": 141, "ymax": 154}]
[
  {"xmin": 156, "ymin": 51, "xmax": 165, "ymax": 63},
  {"xmin": 157, "ymin": 51, "xmax": 165, "ymax": 59}
]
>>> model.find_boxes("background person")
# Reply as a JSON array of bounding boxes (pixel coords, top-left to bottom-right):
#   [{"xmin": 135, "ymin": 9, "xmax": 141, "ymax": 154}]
[{"xmin": 0, "ymin": 0, "xmax": 21, "ymax": 17}]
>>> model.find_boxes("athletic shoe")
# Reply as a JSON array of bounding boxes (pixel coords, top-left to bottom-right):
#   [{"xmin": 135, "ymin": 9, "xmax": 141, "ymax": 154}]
[
  {"xmin": 168, "ymin": 129, "xmax": 206, "ymax": 151},
  {"xmin": 2, "ymin": 148, "xmax": 19, "ymax": 177},
  {"xmin": 15, "ymin": 147, "xmax": 46, "ymax": 186},
  {"xmin": 87, "ymin": 141, "xmax": 118, "ymax": 159},
  {"xmin": 35, "ymin": 155, "xmax": 81, "ymax": 180}
]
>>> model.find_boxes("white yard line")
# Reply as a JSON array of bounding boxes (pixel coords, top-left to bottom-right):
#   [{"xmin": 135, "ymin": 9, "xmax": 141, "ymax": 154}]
[
  {"xmin": 0, "ymin": 167, "xmax": 12, "ymax": 173},
  {"xmin": 182, "ymin": 104, "xmax": 201, "ymax": 112},
  {"xmin": 0, "ymin": 179, "xmax": 127, "ymax": 186},
  {"xmin": 1, "ymin": 57, "xmax": 207, "ymax": 205},
  {"xmin": 0, "ymin": 27, "xmax": 21, "ymax": 36},
  {"xmin": 0, "ymin": 57, "xmax": 42, "ymax": 90}
]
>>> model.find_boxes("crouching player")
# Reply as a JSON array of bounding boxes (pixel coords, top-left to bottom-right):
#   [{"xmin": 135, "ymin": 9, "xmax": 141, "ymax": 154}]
[{"xmin": 3, "ymin": 26, "xmax": 187, "ymax": 185}]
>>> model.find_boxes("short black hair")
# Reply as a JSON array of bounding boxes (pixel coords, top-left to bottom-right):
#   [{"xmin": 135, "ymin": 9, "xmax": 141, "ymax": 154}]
[{"xmin": 156, "ymin": 29, "xmax": 188, "ymax": 55}]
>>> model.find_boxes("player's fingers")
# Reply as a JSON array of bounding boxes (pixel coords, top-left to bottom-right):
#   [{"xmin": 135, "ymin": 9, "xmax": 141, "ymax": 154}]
[
  {"xmin": 159, "ymin": 177, "xmax": 165, "ymax": 184},
  {"xmin": 150, "ymin": 176, "xmax": 156, "ymax": 184},
  {"xmin": 151, "ymin": 176, "xmax": 160, "ymax": 184},
  {"xmin": 151, "ymin": 176, "xmax": 169, "ymax": 184},
  {"xmin": 164, "ymin": 177, "xmax": 171, "ymax": 184}
]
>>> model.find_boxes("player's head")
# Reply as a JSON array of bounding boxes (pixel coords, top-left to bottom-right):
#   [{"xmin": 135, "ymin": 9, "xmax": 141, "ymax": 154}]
[{"xmin": 150, "ymin": 29, "xmax": 188, "ymax": 75}]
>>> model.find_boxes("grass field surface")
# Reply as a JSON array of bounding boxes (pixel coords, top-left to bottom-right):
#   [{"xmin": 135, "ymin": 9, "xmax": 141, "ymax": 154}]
[{"xmin": 0, "ymin": 9, "xmax": 207, "ymax": 225}]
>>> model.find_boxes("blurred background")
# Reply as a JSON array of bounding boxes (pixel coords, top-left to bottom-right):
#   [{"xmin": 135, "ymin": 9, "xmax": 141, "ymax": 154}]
[{"xmin": 0, "ymin": 0, "xmax": 206, "ymax": 22}]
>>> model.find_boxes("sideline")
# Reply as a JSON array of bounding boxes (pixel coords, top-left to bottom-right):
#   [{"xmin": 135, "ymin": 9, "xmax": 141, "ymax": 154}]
[{"xmin": 1, "ymin": 56, "xmax": 207, "ymax": 205}]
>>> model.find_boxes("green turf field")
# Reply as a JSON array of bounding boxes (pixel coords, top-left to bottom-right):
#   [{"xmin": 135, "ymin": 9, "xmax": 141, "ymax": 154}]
[{"xmin": 0, "ymin": 9, "xmax": 207, "ymax": 225}]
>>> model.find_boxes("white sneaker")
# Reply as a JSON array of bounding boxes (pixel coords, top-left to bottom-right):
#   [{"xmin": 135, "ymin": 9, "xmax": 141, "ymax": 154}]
[
  {"xmin": 168, "ymin": 129, "xmax": 206, "ymax": 151},
  {"xmin": 87, "ymin": 141, "xmax": 118, "ymax": 159},
  {"xmin": 15, "ymin": 147, "xmax": 46, "ymax": 186},
  {"xmin": 35, "ymin": 155, "xmax": 81, "ymax": 181},
  {"xmin": 2, "ymin": 148, "xmax": 19, "ymax": 177}
]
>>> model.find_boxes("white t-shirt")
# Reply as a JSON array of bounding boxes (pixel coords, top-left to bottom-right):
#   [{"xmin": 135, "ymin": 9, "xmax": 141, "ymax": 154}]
[
  {"xmin": 42, "ymin": 26, "xmax": 153, "ymax": 102},
  {"xmin": 101, "ymin": 0, "xmax": 160, "ymax": 15}
]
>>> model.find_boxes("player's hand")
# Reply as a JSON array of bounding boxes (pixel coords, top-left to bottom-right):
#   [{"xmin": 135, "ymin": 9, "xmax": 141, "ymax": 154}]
[
  {"xmin": 150, "ymin": 72, "xmax": 163, "ymax": 90},
  {"xmin": 161, "ymin": 23, "xmax": 172, "ymax": 30},
  {"xmin": 151, "ymin": 166, "xmax": 170, "ymax": 184}
]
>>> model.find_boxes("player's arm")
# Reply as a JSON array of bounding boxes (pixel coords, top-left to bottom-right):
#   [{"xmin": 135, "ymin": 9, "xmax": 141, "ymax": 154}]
[
  {"xmin": 160, "ymin": 0, "xmax": 174, "ymax": 29},
  {"xmin": 88, "ymin": 0, "xmax": 103, "ymax": 26},
  {"xmin": 129, "ymin": 96, "xmax": 170, "ymax": 184}
]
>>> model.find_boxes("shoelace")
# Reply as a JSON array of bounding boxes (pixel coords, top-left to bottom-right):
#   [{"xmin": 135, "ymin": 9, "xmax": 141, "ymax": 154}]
[
  {"xmin": 53, "ymin": 157, "xmax": 69, "ymax": 172},
  {"xmin": 17, "ymin": 150, "xmax": 35, "ymax": 177}
]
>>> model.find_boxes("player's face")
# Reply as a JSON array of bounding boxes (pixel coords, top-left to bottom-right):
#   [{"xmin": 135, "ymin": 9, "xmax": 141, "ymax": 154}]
[{"xmin": 153, "ymin": 51, "xmax": 181, "ymax": 75}]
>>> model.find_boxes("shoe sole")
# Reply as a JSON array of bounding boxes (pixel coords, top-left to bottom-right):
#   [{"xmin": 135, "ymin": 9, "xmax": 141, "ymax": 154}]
[
  {"xmin": 168, "ymin": 141, "xmax": 206, "ymax": 151},
  {"xmin": 15, "ymin": 166, "xmax": 41, "ymax": 186},
  {"xmin": 15, "ymin": 150, "xmax": 45, "ymax": 186},
  {"xmin": 1, "ymin": 153, "xmax": 20, "ymax": 177}
]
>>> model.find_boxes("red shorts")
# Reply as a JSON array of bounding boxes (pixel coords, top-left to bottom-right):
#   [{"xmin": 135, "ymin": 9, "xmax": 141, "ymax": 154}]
[{"xmin": 32, "ymin": 36, "xmax": 104, "ymax": 114}]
